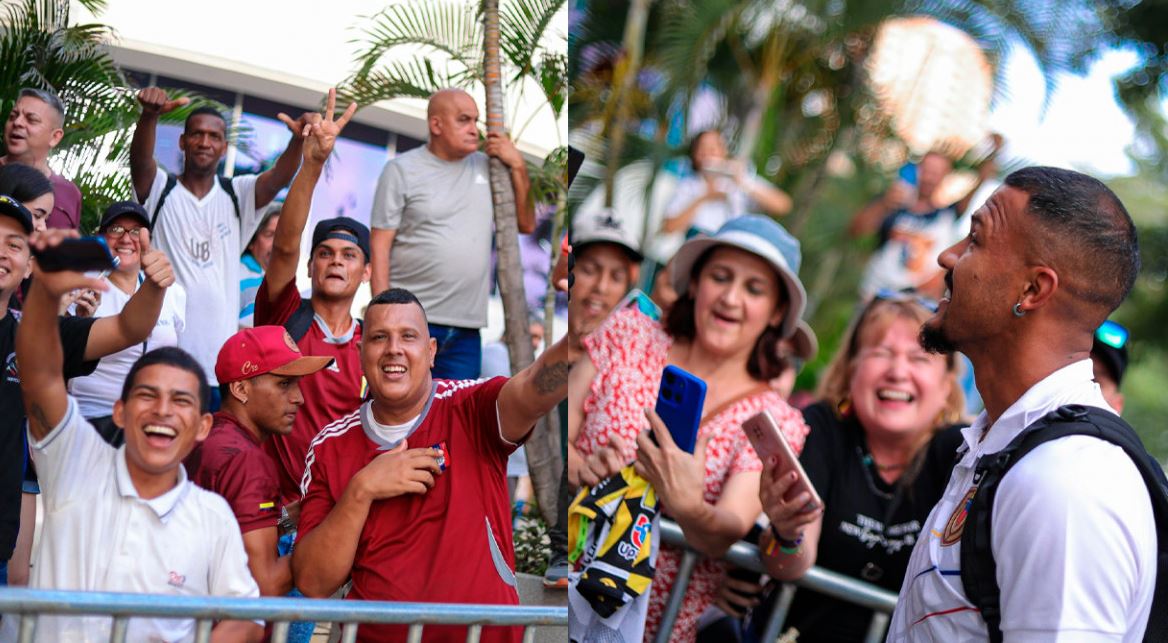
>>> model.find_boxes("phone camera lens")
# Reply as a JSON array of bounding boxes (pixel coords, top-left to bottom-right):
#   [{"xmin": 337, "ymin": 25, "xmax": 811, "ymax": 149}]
[
  {"xmin": 665, "ymin": 371, "xmax": 676, "ymax": 384},
  {"xmin": 662, "ymin": 389, "xmax": 673, "ymax": 401}
]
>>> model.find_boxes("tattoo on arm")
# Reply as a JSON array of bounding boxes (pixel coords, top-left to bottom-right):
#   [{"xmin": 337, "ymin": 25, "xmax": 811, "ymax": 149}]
[{"xmin": 533, "ymin": 361, "xmax": 570, "ymax": 396}]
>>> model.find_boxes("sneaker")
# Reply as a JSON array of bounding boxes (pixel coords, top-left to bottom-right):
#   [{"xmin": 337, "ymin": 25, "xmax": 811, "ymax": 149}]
[{"xmin": 543, "ymin": 550, "xmax": 569, "ymax": 589}]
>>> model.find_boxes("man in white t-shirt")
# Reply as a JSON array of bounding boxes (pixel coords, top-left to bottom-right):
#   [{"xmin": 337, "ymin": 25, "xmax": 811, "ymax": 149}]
[
  {"xmin": 7, "ymin": 231, "xmax": 261, "ymax": 643},
  {"xmin": 368, "ymin": 88, "xmax": 534, "ymax": 380},
  {"xmin": 887, "ymin": 167, "xmax": 1153, "ymax": 641},
  {"xmin": 129, "ymin": 87, "xmax": 313, "ymax": 400}
]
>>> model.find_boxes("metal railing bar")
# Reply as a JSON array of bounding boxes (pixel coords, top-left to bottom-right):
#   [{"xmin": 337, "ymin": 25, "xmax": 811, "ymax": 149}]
[
  {"xmin": 270, "ymin": 620, "xmax": 290, "ymax": 642},
  {"xmin": 864, "ymin": 611, "xmax": 891, "ymax": 643},
  {"xmin": 108, "ymin": 616, "xmax": 129, "ymax": 643},
  {"xmin": 761, "ymin": 583, "xmax": 797, "ymax": 643},
  {"xmin": 193, "ymin": 618, "xmax": 212, "ymax": 643},
  {"xmin": 652, "ymin": 549, "xmax": 699, "ymax": 643},
  {"xmin": 0, "ymin": 588, "xmax": 566, "ymax": 626},
  {"xmin": 521, "ymin": 624, "xmax": 535, "ymax": 643},
  {"xmin": 340, "ymin": 622, "xmax": 358, "ymax": 643},
  {"xmin": 407, "ymin": 622, "xmax": 425, "ymax": 643},
  {"xmin": 16, "ymin": 614, "xmax": 34, "ymax": 643},
  {"xmin": 466, "ymin": 623, "xmax": 482, "ymax": 643}
]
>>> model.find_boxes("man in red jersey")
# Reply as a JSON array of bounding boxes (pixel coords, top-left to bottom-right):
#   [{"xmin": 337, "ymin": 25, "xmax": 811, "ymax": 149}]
[
  {"xmin": 292, "ymin": 286, "xmax": 578, "ymax": 643},
  {"xmin": 253, "ymin": 89, "xmax": 367, "ymax": 509}
]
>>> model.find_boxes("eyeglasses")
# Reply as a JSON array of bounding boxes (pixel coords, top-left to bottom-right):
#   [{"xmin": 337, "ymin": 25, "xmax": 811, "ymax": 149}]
[
  {"xmin": 104, "ymin": 224, "xmax": 143, "ymax": 238},
  {"xmin": 872, "ymin": 288, "xmax": 938, "ymax": 313},
  {"xmin": 1095, "ymin": 320, "xmax": 1128, "ymax": 351}
]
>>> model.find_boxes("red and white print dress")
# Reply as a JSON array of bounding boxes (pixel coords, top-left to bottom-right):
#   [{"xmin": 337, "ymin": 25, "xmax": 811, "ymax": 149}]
[{"xmin": 576, "ymin": 308, "xmax": 809, "ymax": 642}]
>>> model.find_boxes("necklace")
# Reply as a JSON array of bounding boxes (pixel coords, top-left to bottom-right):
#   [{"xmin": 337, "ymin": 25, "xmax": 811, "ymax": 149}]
[{"xmin": 861, "ymin": 454, "xmax": 908, "ymax": 472}]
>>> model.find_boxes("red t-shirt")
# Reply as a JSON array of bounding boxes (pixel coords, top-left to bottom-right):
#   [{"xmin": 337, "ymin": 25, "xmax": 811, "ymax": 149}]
[
  {"xmin": 184, "ymin": 412, "xmax": 280, "ymax": 533},
  {"xmin": 298, "ymin": 377, "xmax": 522, "ymax": 643},
  {"xmin": 254, "ymin": 278, "xmax": 365, "ymax": 505},
  {"xmin": 48, "ymin": 173, "xmax": 81, "ymax": 230}
]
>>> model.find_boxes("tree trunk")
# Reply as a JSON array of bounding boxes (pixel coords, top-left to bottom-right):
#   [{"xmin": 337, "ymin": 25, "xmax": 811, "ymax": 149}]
[
  {"xmin": 602, "ymin": 0, "xmax": 652, "ymax": 207},
  {"xmin": 482, "ymin": 0, "xmax": 561, "ymax": 526}
]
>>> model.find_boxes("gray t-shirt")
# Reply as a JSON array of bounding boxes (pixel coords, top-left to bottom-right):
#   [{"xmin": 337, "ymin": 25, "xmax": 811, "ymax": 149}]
[{"xmin": 370, "ymin": 146, "xmax": 492, "ymax": 328}]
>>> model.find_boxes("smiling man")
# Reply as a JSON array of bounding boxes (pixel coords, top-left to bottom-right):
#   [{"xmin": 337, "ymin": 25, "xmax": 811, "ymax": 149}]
[
  {"xmin": 8, "ymin": 230, "xmax": 261, "ymax": 642},
  {"xmin": 130, "ymin": 87, "xmax": 315, "ymax": 403},
  {"xmin": 292, "ymin": 286, "xmax": 580, "ymax": 643},
  {"xmin": 0, "ymin": 88, "xmax": 82, "ymax": 230},
  {"xmin": 185, "ymin": 325, "xmax": 332, "ymax": 599},
  {"xmin": 887, "ymin": 167, "xmax": 1154, "ymax": 641},
  {"xmin": 252, "ymin": 90, "xmax": 368, "ymax": 510}
]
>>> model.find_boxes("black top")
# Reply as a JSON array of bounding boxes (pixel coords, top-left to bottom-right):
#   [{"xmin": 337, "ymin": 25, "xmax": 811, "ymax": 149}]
[
  {"xmin": 0, "ymin": 313, "xmax": 97, "ymax": 560},
  {"xmin": 767, "ymin": 401, "xmax": 964, "ymax": 643}
]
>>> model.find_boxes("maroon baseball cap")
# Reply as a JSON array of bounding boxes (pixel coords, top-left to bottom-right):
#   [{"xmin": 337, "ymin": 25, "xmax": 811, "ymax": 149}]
[{"xmin": 215, "ymin": 325, "xmax": 334, "ymax": 384}]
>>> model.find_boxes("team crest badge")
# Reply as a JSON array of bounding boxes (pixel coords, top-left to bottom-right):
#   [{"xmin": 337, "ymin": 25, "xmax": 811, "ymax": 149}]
[{"xmin": 941, "ymin": 487, "xmax": 977, "ymax": 546}]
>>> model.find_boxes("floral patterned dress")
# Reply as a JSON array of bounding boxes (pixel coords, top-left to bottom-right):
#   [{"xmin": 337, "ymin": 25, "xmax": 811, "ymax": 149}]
[{"xmin": 576, "ymin": 308, "xmax": 809, "ymax": 642}]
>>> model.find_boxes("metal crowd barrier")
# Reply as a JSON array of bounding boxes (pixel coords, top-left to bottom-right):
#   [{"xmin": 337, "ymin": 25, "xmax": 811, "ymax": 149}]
[
  {"xmin": 654, "ymin": 519, "xmax": 899, "ymax": 643},
  {"xmin": 0, "ymin": 587, "xmax": 567, "ymax": 643}
]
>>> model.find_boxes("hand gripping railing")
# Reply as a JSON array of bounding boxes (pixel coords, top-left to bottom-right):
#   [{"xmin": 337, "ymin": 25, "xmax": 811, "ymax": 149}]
[
  {"xmin": 654, "ymin": 519, "xmax": 899, "ymax": 643},
  {"xmin": 0, "ymin": 587, "xmax": 567, "ymax": 643}
]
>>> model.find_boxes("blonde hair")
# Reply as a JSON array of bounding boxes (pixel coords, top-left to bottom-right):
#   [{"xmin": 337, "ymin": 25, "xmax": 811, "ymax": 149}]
[{"xmin": 817, "ymin": 297, "xmax": 965, "ymax": 426}]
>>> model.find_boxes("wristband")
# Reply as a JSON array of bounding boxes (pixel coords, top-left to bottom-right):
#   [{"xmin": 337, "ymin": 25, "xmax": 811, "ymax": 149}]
[{"xmin": 768, "ymin": 524, "xmax": 804, "ymax": 555}]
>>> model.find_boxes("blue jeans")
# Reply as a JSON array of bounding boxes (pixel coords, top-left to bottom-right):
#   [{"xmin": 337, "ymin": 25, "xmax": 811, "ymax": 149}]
[
  {"xmin": 429, "ymin": 324, "xmax": 482, "ymax": 380},
  {"xmin": 278, "ymin": 532, "xmax": 314, "ymax": 643}
]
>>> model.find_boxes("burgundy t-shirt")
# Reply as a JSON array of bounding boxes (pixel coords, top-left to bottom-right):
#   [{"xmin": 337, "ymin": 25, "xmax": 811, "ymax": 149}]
[
  {"xmin": 48, "ymin": 173, "xmax": 81, "ymax": 230},
  {"xmin": 185, "ymin": 412, "xmax": 280, "ymax": 533},
  {"xmin": 254, "ymin": 278, "xmax": 364, "ymax": 505}
]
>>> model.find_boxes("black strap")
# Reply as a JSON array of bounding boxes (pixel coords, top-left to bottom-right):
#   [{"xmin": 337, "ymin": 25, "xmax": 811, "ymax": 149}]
[
  {"xmin": 150, "ymin": 173, "xmax": 241, "ymax": 228},
  {"xmin": 962, "ymin": 405, "xmax": 1168, "ymax": 642},
  {"xmin": 283, "ymin": 298, "xmax": 316, "ymax": 342}
]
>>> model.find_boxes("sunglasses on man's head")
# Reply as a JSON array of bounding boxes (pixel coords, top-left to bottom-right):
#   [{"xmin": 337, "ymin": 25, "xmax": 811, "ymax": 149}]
[
  {"xmin": 1095, "ymin": 320, "xmax": 1128, "ymax": 351},
  {"xmin": 872, "ymin": 288, "xmax": 939, "ymax": 313}
]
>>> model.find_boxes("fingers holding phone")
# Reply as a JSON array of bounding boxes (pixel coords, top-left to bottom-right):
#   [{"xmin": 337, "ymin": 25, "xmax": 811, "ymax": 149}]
[
  {"xmin": 635, "ymin": 408, "xmax": 710, "ymax": 520},
  {"xmin": 760, "ymin": 464, "xmax": 823, "ymax": 540}
]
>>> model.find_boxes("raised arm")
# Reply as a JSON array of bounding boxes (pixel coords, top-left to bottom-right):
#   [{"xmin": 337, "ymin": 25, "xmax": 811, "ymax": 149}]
[
  {"xmin": 496, "ymin": 326, "xmax": 580, "ymax": 443},
  {"xmin": 254, "ymin": 110, "xmax": 316, "ymax": 209},
  {"xmin": 264, "ymin": 90, "xmax": 357, "ymax": 300},
  {"xmin": 130, "ymin": 88, "xmax": 190, "ymax": 203},
  {"xmin": 369, "ymin": 228, "xmax": 396, "ymax": 297},
  {"xmin": 484, "ymin": 132, "xmax": 535, "ymax": 234},
  {"xmin": 84, "ymin": 228, "xmax": 173, "ymax": 361},
  {"xmin": 19, "ymin": 233, "xmax": 110, "ymax": 441}
]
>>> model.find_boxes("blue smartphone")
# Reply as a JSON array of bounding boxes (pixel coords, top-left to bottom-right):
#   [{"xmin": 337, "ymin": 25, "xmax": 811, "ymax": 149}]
[
  {"xmin": 898, "ymin": 163, "xmax": 918, "ymax": 187},
  {"xmin": 654, "ymin": 365, "xmax": 706, "ymax": 454},
  {"xmin": 617, "ymin": 288, "xmax": 662, "ymax": 322}
]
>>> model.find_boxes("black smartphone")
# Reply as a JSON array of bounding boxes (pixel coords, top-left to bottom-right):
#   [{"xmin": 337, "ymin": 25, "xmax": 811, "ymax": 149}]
[{"xmin": 33, "ymin": 236, "xmax": 117, "ymax": 273}]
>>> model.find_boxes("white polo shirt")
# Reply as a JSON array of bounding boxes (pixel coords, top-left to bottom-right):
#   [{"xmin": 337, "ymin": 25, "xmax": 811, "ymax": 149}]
[
  {"xmin": 887, "ymin": 360, "xmax": 1156, "ymax": 642},
  {"xmin": 8, "ymin": 397, "xmax": 259, "ymax": 643}
]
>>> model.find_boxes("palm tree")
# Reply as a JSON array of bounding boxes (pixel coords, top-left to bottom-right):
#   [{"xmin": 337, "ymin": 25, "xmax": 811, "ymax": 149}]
[{"xmin": 341, "ymin": 0, "xmax": 567, "ymax": 525}]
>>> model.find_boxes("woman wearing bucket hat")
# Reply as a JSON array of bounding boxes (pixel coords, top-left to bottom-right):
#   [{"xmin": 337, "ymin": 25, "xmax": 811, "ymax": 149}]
[{"xmin": 569, "ymin": 214, "xmax": 811, "ymax": 642}]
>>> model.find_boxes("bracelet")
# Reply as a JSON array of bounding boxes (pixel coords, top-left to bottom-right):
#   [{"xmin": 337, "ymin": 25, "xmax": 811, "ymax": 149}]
[{"xmin": 768, "ymin": 524, "xmax": 804, "ymax": 555}]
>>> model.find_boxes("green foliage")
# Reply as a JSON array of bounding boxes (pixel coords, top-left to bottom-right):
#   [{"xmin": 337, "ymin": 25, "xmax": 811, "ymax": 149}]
[{"xmin": 513, "ymin": 512, "xmax": 551, "ymax": 576}]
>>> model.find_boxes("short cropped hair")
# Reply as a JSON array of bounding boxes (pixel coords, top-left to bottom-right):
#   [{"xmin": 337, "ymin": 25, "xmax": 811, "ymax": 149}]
[
  {"xmin": 121, "ymin": 347, "xmax": 212, "ymax": 413},
  {"xmin": 367, "ymin": 287, "xmax": 428, "ymax": 320},
  {"xmin": 184, "ymin": 106, "xmax": 227, "ymax": 133},
  {"xmin": 1003, "ymin": 167, "xmax": 1140, "ymax": 312},
  {"xmin": 18, "ymin": 88, "xmax": 65, "ymax": 127}
]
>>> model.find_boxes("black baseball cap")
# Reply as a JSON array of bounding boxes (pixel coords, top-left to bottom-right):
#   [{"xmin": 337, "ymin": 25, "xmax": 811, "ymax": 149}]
[
  {"xmin": 99, "ymin": 201, "xmax": 150, "ymax": 232},
  {"xmin": 0, "ymin": 195, "xmax": 33, "ymax": 234},
  {"xmin": 311, "ymin": 216, "xmax": 370, "ymax": 261}
]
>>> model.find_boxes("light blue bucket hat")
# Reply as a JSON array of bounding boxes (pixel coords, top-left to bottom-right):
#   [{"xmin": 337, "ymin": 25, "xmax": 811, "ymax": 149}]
[{"xmin": 669, "ymin": 214, "xmax": 807, "ymax": 339}]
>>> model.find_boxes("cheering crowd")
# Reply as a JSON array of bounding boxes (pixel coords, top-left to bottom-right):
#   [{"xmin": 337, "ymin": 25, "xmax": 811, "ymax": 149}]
[{"xmin": 0, "ymin": 83, "xmax": 571, "ymax": 643}]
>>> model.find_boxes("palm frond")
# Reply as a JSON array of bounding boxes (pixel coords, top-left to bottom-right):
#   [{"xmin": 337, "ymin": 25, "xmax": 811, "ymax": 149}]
[
  {"xmin": 499, "ymin": 0, "xmax": 565, "ymax": 79},
  {"xmin": 350, "ymin": 1, "xmax": 482, "ymax": 77},
  {"xmin": 340, "ymin": 58, "xmax": 474, "ymax": 107}
]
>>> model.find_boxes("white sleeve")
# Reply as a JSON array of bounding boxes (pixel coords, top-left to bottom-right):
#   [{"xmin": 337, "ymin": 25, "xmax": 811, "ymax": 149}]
[
  {"xmin": 206, "ymin": 495, "xmax": 262, "ymax": 598},
  {"xmin": 30, "ymin": 397, "xmax": 115, "ymax": 510},
  {"xmin": 370, "ymin": 160, "xmax": 406, "ymax": 230},
  {"xmin": 663, "ymin": 178, "xmax": 700, "ymax": 220},
  {"xmin": 993, "ymin": 436, "xmax": 1157, "ymax": 641},
  {"xmin": 232, "ymin": 174, "xmax": 262, "ymax": 252},
  {"xmin": 141, "ymin": 167, "xmax": 169, "ymax": 213}
]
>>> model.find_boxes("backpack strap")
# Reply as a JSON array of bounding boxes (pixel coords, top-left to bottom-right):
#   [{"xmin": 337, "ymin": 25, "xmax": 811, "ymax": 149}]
[
  {"xmin": 150, "ymin": 173, "xmax": 179, "ymax": 228},
  {"xmin": 149, "ymin": 174, "xmax": 240, "ymax": 227},
  {"xmin": 283, "ymin": 298, "xmax": 316, "ymax": 342},
  {"xmin": 217, "ymin": 175, "xmax": 241, "ymax": 220},
  {"xmin": 961, "ymin": 405, "xmax": 1168, "ymax": 642}
]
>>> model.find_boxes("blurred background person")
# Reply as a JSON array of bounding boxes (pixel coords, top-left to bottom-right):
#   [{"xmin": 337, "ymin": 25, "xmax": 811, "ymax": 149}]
[
  {"xmin": 1091, "ymin": 319, "xmax": 1129, "ymax": 414},
  {"xmin": 239, "ymin": 204, "xmax": 281, "ymax": 328},
  {"xmin": 570, "ymin": 215, "xmax": 809, "ymax": 642},
  {"xmin": 660, "ymin": 130, "xmax": 792, "ymax": 239},
  {"xmin": 0, "ymin": 163, "xmax": 53, "ymax": 232}
]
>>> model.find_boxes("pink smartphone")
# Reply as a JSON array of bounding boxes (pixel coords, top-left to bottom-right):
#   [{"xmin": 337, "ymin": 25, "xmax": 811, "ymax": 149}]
[{"xmin": 743, "ymin": 409, "xmax": 822, "ymax": 513}]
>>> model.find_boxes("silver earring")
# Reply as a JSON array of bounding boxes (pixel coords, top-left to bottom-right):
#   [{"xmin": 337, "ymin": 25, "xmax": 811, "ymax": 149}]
[{"xmin": 1012, "ymin": 303, "xmax": 1026, "ymax": 318}]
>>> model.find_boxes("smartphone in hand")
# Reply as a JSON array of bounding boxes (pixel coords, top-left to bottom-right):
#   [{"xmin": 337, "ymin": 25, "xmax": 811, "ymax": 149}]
[
  {"xmin": 743, "ymin": 409, "xmax": 821, "ymax": 513},
  {"xmin": 33, "ymin": 237, "xmax": 117, "ymax": 273},
  {"xmin": 616, "ymin": 288, "xmax": 662, "ymax": 322},
  {"xmin": 654, "ymin": 365, "xmax": 706, "ymax": 454}
]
